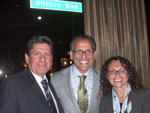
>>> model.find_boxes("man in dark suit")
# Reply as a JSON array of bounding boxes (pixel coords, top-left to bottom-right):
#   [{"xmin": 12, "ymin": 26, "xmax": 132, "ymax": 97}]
[
  {"xmin": 0, "ymin": 36, "xmax": 64, "ymax": 113},
  {"xmin": 51, "ymin": 35, "xmax": 101, "ymax": 113}
]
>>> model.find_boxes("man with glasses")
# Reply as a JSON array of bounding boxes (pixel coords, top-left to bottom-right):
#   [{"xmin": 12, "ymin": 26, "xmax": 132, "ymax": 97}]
[{"xmin": 51, "ymin": 35, "xmax": 100, "ymax": 113}]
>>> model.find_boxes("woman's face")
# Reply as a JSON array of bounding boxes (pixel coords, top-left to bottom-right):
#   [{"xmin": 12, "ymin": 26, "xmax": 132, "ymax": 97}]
[{"xmin": 107, "ymin": 60, "xmax": 128, "ymax": 89}]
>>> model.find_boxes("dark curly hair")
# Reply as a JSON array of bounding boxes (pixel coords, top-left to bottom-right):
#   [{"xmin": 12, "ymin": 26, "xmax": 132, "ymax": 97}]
[{"xmin": 100, "ymin": 56, "xmax": 144, "ymax": 96}]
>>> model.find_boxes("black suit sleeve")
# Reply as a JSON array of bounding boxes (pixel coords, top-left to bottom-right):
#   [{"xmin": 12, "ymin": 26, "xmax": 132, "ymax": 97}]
[
  {"xmin": 0, "ymin": 78, "xmax": 19, "ymax": 113},
  {"xmin": 49, "ymin": 82, "xmax": 64, "ymax": 113}
]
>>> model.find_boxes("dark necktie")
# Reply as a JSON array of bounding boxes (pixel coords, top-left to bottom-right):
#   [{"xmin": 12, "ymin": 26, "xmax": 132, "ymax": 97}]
[
  {"xmin": 77, "ymin": 75, "xmax": 88, "ymax": 113},
  {"xmin": 41, "ymin": 79, "xmax": 57, "ymax": 113}
]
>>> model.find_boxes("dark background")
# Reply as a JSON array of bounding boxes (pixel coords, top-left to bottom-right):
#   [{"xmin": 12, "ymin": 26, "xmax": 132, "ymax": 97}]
[
  {"xmin": 0, "ymin": 0, "xmax": 84, "ymax": 77},
  {"xmin": 0, "ymin": 0, "xmax": 150, "ymax": 78}
]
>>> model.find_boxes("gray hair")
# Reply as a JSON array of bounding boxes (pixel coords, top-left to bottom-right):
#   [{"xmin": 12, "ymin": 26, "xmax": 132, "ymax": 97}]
[{"xmin": 70, "ymin": 35, "xmax": 96, "ymax": 51}]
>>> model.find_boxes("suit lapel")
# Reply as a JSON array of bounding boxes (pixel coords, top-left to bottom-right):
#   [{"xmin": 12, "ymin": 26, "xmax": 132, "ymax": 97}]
[
  {"xmin": 87, "ymin": 68, "xmax": 100, "ymax": 111},
  {"xmin": 60, "ymin": 66, "xmax": 100, "ymax": 112},
  {"xmin": 107, "ymin": 94, "xmax": 114, "ymax": 112},
  {"xmin": 130, "ymin": 91, "xmax": 140, "ymax": 113},
  {"xmin": 24, "ymin": 68, "xmax": 51, "ymax": 110},
  {"xmin": 108, "ymin": 91, "xmax": 140, "ymax": 113},
  {"xmin": 62, "ymin": 67, "xmax": 81, "ymax": 111},
  {"xmin": 48, "ymin": 81, "xmax": 64, "ymax": 113}
]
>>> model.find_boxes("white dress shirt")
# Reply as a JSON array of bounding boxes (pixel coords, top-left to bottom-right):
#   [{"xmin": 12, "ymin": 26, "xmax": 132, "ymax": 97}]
[
  {"xmin": 31, "ymin": 71, "xmax": 59, "ymax": 113},
  {"xmin": 71, "ymin": 64, "xmax": 93, "ymax": 104}
]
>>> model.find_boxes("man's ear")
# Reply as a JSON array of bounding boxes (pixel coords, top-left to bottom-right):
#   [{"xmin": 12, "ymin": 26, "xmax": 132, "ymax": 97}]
[
  {"xmin": 69, "ymin": 50, "xmax": 73, "ymax": 60},
  {"xmin": 94, "ymin": 51, "xmax": 96, "ymax": 59},
  {"xmin": 25, "ymin": 53, "xmax": 29, "ymax": 64}
]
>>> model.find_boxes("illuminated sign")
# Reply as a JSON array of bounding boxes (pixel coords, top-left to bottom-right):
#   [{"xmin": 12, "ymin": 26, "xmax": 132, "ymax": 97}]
[{"xmin": 30, "ymin": 0, "xmax": 82, "ymax": 13}]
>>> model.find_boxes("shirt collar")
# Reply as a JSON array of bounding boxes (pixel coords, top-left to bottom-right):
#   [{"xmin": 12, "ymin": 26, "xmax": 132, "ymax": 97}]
[
  {"xmin": 72, "ymin": 64, "xmax": 92, "ymax": 77},
  {"xmin": 30, "ymin": 70, "xmax": 48, "ymax": 83}
]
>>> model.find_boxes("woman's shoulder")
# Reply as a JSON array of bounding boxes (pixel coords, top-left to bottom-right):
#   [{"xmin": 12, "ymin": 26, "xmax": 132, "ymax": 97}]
[
  {"xmin": 140, "ymin": 89, "xmax": 150, "ymax": 98},
  {"xmin": 132, "ymin": 89, "xmax": 150, "ymax": 103},
  {"xmin": 134, "ymin": 89, "xmax": 150, "ymax": 96},
  {"xmin": 100, "ymin": 94, "xmax": 113, "ymax": 113},
  {"xmin": 138, "ymin": 89, "xmax": 150, "ymax": 112}
]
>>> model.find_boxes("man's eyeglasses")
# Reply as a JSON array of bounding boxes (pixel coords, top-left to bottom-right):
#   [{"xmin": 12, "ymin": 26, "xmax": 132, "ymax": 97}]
[
  {"xmin": 107, "ymin": 68, "xmax": 126, "ymax": 75},
  {"xmin": 72, "ymin": 49, "xmax": 94, "ymax": 55}
]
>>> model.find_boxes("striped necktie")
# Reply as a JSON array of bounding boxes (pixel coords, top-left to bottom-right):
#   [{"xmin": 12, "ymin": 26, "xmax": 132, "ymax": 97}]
[{"xmin": 41, "ymin": 79, "xmax": 57, "ymax": 113}]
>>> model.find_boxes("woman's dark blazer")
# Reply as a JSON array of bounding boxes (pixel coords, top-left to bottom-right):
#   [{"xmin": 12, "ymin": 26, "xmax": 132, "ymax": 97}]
[{"xmin": 100, "ymin": 90, "xmax": 150, "ymax": 113}]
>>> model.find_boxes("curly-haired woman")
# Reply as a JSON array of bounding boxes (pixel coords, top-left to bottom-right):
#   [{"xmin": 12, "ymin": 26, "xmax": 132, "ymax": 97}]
[{"xmin": 100, "ymin": 56, "xmax": 150, "ymax": 113}]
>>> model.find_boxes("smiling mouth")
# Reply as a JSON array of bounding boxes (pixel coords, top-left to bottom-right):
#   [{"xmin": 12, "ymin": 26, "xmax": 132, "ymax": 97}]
[
  {"xmin": 80, "ymin": 61, "xmax": 88, "ymax": 64},
  {"xmin": 114, "ymin": 79, "xmax": 122, "ymax": 82}
]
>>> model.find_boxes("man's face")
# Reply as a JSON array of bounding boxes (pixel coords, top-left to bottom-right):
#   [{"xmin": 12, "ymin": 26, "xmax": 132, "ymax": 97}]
[
  {"xmin": 25, "ymin": 43, "xmax": 52, "ymax": 78},
  {"xmin": 70, "ymin": 39, "xmax": 96, "ymax": 74}
]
